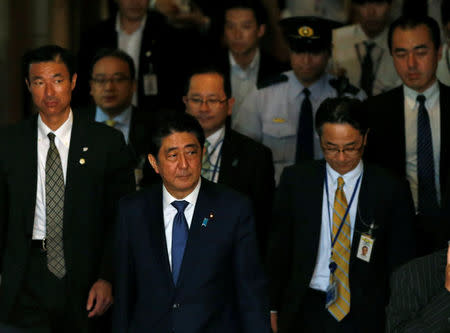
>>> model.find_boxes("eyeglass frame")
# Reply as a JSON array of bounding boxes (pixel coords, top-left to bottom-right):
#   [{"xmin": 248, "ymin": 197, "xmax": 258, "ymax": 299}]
[
  {"xmin": 90, "ymin": 76, "xmax": 133, "ymax": 86},
  {"xmin": 320, "ymin": 140, "xmax": 366, "ymax": 157},
  {"xmin": 183, "ymin": 96, "xmax": 229, "ymax": 108}
]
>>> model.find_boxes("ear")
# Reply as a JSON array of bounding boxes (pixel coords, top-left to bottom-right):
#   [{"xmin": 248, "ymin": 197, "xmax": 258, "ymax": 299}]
[
  {"xmin": 437, "ymin": 44, "xmax": 443, "ymax": 62},
  {"xmin": 131, "ymin": 79, "xmax": 137, "ymax": 93},
  {"xmin": 227, "ymin": 97, "xmax": 235, "ymax": 116},
  {"xmin": 258, "ymin": 24, "xmax": 266, "ymax": 38},
  {"xmin": 25, "ymin": 78, "xmax": 31, "ymax": 92},
  {"xmin": 71, "ymin": 73, "xmax": 77, "ymax": 91},
  {"xmin": 148, "ymin": 154, "xmax": 160, "ymax": 174},
  {"xmin": 363, "ymin": 130, "xmax": 369, "ymax": 146}
]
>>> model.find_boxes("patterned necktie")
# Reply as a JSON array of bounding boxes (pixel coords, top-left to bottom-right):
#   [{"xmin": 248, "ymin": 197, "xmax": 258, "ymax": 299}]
[
  {"xmin": 46, "ymin": 133, "xmax": 66, "ymax": 279},
  {"xmin": 360, "ymin": 42, "xmax": 375, "ymax": 97},
  {"xmin": 416, "ymin": 94, "xmax": 439, "ymax": 215},
  {"xmin": 105, "ymin": 119, "xmax": 116, "ymax": 127},
  {"xmin": 296, "ymin": 88, "xmax": 314, "ymax": 163},
  {"xmin": 171, "ymin": 200, "xmax": 189, "ymax": 284},
  {"xmin": 328, "ymin": 176, "xmax": 351, "ymax": 321},
  {"xmin": 201, "ymin": 140, "xmax": 211, "ymax": 179}
]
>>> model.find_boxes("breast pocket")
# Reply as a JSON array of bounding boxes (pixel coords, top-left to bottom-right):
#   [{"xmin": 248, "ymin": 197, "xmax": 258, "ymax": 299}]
[{"xmin": 262, "ymin": 119, "xmax": 297, "ymax": 163}]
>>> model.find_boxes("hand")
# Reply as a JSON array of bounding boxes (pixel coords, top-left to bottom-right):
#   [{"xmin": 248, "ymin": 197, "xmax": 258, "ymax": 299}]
[
  {"xmin": 446, "ymin": 245, "xmax": 450, "ymax": 292},
  {"xmin": 270, "ymin": 312, "xmax": 278, "ymax": 333},
  {"xmin": 86, "ymin": 279, "xmax": 113, "ymax": 318}
]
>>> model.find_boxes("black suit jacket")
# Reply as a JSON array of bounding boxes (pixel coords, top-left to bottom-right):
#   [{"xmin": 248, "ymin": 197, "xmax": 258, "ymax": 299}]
[
  {"xmin": 386, "ymin": 249, "xmax": 450, "ymax": 332},
  {"xmin": 218, "ymin": 128, "xmax": 275, "ymax": 258},
  {"xmin": 268, "ymin": 160, "xmax": 416, "ymax": 333},
  {"xmin": 77, "ymin": 10, "xmax": 188, "ymax": 112},
  {"xmin": 114, "ymin": 179, "xmax": 270, "ymax": 333},
  {"xmin": 0, "ymin": 112, "xmax": 135, "ymax": 330}
]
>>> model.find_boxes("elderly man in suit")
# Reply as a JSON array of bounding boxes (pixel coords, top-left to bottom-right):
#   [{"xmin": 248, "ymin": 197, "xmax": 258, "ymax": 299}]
[
  {"xmin": 268, "ymin": 97, "xmax": 415, "ymax": 333},
  {"xmin": 183, "ymin": 66, "xmax": 275, "ymax": 258},
  {"xmin": 365, "ymin": 15, "xmax": 450, "ymax": 256},
  {"xmin": 0, "ymin": 45, "xmax": 135, "ymax": 332},
  {"xmin": 114, "ymin": 111, "xmax": 270, "ymax": 333}
]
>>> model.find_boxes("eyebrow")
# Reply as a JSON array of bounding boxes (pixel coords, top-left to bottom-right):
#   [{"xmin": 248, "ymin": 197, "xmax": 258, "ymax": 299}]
[
  {"xmin": 393, "ymin": 44, "xmax": 429, "ymax": 52},
  {"xmin": 166, "ymin": 143, "xmax": 199, "ymax": 152},
  {"xmin": 323, "ymin": 141, "xmax": 359, "ymax": 147}
]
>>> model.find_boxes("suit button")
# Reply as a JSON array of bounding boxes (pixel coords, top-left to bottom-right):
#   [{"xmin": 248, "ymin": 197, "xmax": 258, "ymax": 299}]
[{"xmin": 173, "ymin": 303, "xmax": 180, "ymax": 309}]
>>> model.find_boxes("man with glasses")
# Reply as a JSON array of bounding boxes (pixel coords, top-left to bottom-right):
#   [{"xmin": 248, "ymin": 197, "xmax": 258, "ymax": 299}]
[
  {"xmin": 184, "ymin": 67, "xmax": 275, "ymax": 258},
  {"xmin": 268, "ymin": 97, "xmax": 415, "ymax": 333},
  {"xmin": 85, "ymin": 48, "xmax": 153, "ymax": 188}
]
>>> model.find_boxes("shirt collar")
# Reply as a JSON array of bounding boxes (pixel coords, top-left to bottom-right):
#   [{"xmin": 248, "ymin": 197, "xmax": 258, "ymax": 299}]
[
  {"xmin": 326, "ymin": 160, "xmax": 363, "ymax": 188},
  {"xmin": 162, "ymin": 177, "xmax": 202, "ymax": 211},
  {"xmin": 288, "ymin": 70, "xmax": 329, "ymax": 102},
  {"xmin": 95, "ymin": 105, "xmax": 133, "ymax": 125},
  {"xmin": 115, "ymin": 12, "xmax": 147, "ymax": 35},
  {"xmin": 38, "ymin": 109, "xmax": 73, "ymax": 148},
  {"xmin": 229, "ymin": 48, "xmax": 260, "ymax": 72},
  {"xmin": 205, "ymin": 126, "xmax": 225, "ymax": 151},
  {"xmin": 403, "ymin": 80, "xmax": 439, "ymax": 107}
]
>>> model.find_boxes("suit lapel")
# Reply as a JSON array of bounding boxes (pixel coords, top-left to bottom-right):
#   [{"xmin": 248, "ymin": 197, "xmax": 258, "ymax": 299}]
[
  {"xmin": 439, "ymin": 83, "xmax": 450, "ymax": 192},
  {"xmin": 394, "ymin": 87, "xmax": 407, "ymax": 174},
  {"xmin": 217, "ymin": 128, "xmax": 235, "ymax": 185},
  {"xmin": 24, "ymin": 116, "xmax": 39, "ymax": 234}
]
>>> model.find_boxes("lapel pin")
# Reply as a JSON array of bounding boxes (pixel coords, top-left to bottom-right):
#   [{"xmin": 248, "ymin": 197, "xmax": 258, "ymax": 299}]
[
  {"xmin": 145, "ymin": 50, "xmax": 152, "ymax": 57},
  {"xmin": 83, "ymin": 147, "xmax": 88, "ymax": 152},
  {"xmin": 79, "ymin": 158, "xmax": 86, "ymax": 165},
  {"xmin": 202, "ymin": 218, "xmax": 209, "ymax": 227}
]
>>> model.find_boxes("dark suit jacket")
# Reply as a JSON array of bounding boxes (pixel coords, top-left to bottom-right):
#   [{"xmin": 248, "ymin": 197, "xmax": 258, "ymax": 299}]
[
  {"xmin": 0, "ymin": 112, "xmax": 135, "ymax": 331},
  {"xmin": 268, "ymin": 160, "xmax": 416, "ymax": 333},
  {"xmin": 386, "ymin": 249, "xmax": 450, "ymax": 333},
  {"xmin": 77, "ymin": 10, "xmax": 189, "ymax": 112},
  {"xmin": 218, "ymin": 128, "xmax": 274, "ymax": 258},
  {"xmin": 114, "ymin": 179, "xmax": 270, "ymax": 333}
]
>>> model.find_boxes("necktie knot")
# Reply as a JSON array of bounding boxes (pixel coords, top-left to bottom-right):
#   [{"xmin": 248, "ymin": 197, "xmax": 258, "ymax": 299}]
[
  {"xmin": 337, "ymin": 176, "xmax": 345, "ymax": 189},
  {"xmin": 48, "ymin": 132, "xmax": 56, "ymax": 143},
  {"xmin": 105, "ymin": 119, "xmax": 116, "ymax": 127},
  {"xmin": 365, "ymin": 42, "xmax": 375, "ymax": 53},
  {"xmin": 303, "ymin": 88, "xmax": 311, "ymax": 98},
  {"xmin": 172, "ymin": 200, "xmax": 189, "ymax": 214},
  {"xmin": 417, "ymin": 94, "xmax": 426, "ymax": 106},
  {"xmin": 204, "ymin": 140, "xmax": 211, "ymax": 151}
]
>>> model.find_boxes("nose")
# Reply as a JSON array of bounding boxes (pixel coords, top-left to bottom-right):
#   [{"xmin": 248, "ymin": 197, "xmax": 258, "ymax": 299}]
[
  {"xmin": 407, "ymin": 52, "xmax": 417, "ymax": 68},
  {"xmin": 178, "ymin": 153, "xmax": 188, "ymax": 169},
  {"xmin": 199, "ymin": 99, "xmax": 210, "ymax": 112},
  {"xmin": 45, "ymin": 83, "xmax": 55, "ymax": 97},
  {"xmin": 366, "ymin": 4, "xmax": 376, "ymax": 16},
  {"xmin": 301, "ymin": 54, "xmax": 312, "ymax": 65},
  {"xmin": 336, "ymin": 151, "xmax": 347, "ymax": 162},
  {"xmin": 233, "ymin": 27, "xmax": 242, "ymax": 39},
  {"xmin": 104, "ymin": 79, "xmax": 114, "ymax": 90}
]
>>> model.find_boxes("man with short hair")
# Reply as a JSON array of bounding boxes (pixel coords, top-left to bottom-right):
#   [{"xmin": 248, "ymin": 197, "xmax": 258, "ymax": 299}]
[
  {"xmin": 114, "ymin": 111, "xmax": 270, "ymax": 333},
  {"xmin": 365, "ymin": 15, "xmax": 450, "ymax": 256},
  {"xmin": 217, "ymin": 0, "xmax": 286, "ymax": 111},
  {"xmin": 332, "ymin": 0, "xmax": 400, "ymax": 96},
  {"xmin": 268, "ymin": 97, "xmax": 415, "ymax": 333},
  {"xmin": 0, "ymin": 45, "xmax": 135, "ymax": 332},
  {"xmin": 184, "ymin": 67, "xmax": 275, "ymax": 258},
  {"xmin": 233, "ymin": 16, "xmax": 366, "ymax": 184}
]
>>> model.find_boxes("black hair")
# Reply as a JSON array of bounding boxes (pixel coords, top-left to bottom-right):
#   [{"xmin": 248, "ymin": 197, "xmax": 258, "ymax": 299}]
[
  {"xmin": 149, "ymin": 111, "xmax": 205, "ymax": 158},
  {"xmin": 184, "ymin": 65, "xmax": 232, "ymax": 98},
  {"xmin": 89, "ymin": 48, "xmax": 136, "ymax": 80},
  {"xmin": 22, "ymin": 44, "xmax": 76, "ymax": 80},
  {"xmin": 442, "ymin": 0, "xmax": 450, "ymax": 25},
  {"xmin": 223, "ymin": 0, "xmax": 267, "ymax": 26},
  {"xmin": 352, "ymin": 0, "xmax": 392, "ymax": 4},
  {"xmin": 315, "ymin": 97, "xmax": 369, "ymax": 136},
  {"xmin": 388, "ymin": 15, "xmax": 441, "ymax": 53}
]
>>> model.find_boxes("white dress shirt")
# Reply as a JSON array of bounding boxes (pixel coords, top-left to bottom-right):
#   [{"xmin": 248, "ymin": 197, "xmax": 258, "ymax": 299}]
[
  {"xmin": 95, "ymin": 105, "xmax": 132, "ymax": 144},
  {"xmin": 404, "ymin": 81, "xmax": 441, "ymax": 211},
  {"xmin": 162, "ymin": 178, "xmax": 201, "ymax": 270},
  {"xmin": 32, "ymin": 111, "xmax": 73, "ymax": 239},
  {"xmin": 230, "ymin": 48, "xmax": 260, "ymax": 110},
  {"xmin": 116, "ymin": 13, "xmax": 147, "ymax": 106},
  {"xmin": 309, "ymin": 161, "xmax": 363, "ymax": 292},
  {"xmin": 202, "ymin": 126, "xmax": 225, "ymax": 183}
]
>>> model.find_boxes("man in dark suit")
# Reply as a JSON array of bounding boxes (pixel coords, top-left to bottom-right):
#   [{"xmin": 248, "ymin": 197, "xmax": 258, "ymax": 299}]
[
  {"xmin": 214, "ymin": 0, "xmax": 287, "ymax": 111},
  {"xmin": 386, "ymin": 244, "xmax": 450, "ymax": 332},
  {"xmin": 0, "ymin": 45, "xmax": 135, "ymax": 332},
  {"xmin": 82, "ymin": 48, "xmax": 153, "ymax": 188},
  {"xmin": 114, "ymin": 111, "xmax": 270, "ymax": 332},
  {"xmin": 365, "ymin": 15, "xmax": 450, "ymax": 255},
  {"xmin": 183, "ymin": 66, "xmax": 275, "ymax": 258},
  {"xmin": 268, "ymin": 97, "xmax": 416, "ymax": 333},
  {"xmin": 77, "ymin": 0, "xmax": 188, "ymax": 112}
]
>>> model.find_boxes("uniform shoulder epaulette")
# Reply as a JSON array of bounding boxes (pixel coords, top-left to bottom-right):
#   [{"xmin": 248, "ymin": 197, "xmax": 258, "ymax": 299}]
[
  {"xmin": 257, "ymin": 74, "xmax": 288, "ymax": 89},
  {"xmin": 329, "ymin": 77, "xmax": 361, "ymax": 96}
]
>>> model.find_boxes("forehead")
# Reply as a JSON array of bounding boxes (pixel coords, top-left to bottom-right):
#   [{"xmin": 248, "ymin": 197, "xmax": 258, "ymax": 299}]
[
  {"xmin": 392, "ymin": 24, "xmax": 433, "ymax": 47},
  {"xmin": 188, "ymin": 73, "xmax": 225, "ymax": 95},
  {"xmin": 92, "ymin": 56, "xmax": 130, "ymax": 75},
  {"xmin": 28, "ymin": 60, "xmax": 70, "ymax": 78},
  {"xmin": 159, "ymin": 131, "xmax": 200, "ymax": 151},
  {"xmin": 321, "ymin": 123, "xmax": 361, "ymax": 140},
  {"xmin": 225, "ymin": 8, "xmax": 257, "ymax": 21}
]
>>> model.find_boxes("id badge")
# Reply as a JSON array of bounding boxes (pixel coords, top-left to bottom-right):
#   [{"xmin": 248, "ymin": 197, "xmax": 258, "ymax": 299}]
[
  {"xmin": 144, "ymin": 73, "xmax": 158, "ymax": 95},
  {"xmin": 325, "ymin": 280, "xmax": 338, "ymax": 308},
  {"xmin": 357, "ymin": 234, "xmax": 375, "ymax": 262}
]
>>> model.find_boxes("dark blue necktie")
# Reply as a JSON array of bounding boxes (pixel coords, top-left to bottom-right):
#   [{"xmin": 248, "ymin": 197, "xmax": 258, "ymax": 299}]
[
  {"xmin": 296, "ymin": 88, "xmax": 314, "ymax": 163},
  {"xmin": 360, "ymin": 42, "xmax": 375, "ymax": 97},
  {"xmin": 171, "ymin": 200, "xmax": 189, "ymax": 284},
  {"xmin": 416, "ymin": 94, "xmax": 439, "ymax": 215}
]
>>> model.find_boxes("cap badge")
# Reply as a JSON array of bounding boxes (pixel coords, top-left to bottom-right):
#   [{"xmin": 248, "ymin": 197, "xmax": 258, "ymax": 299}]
[{"xmin": 298, "ymin": 26, "xmax": 314, "ymax": 38}]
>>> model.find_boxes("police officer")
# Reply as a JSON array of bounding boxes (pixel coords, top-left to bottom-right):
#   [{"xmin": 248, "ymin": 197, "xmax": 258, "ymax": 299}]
[{"xmin": 233, "ymin": 16, "xmax": 366, "ymax": 184}]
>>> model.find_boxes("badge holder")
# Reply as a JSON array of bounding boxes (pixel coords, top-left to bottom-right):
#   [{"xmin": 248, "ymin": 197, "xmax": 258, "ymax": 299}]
[
  {"xmin": 144, "ymin": 63, "xmax": 158, "ymax": 96},
  {"xmin": 325, "ymin": 260, "xmax": 338, "ymax": 308}
]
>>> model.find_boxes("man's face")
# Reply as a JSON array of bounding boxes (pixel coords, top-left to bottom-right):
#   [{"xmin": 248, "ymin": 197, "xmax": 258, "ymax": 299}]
[
  {"xmin": 117, "ymin": 0, "xmax": 149, "ymax": 22},
  {"xmin": 148, "ymin": 131, "xmax": 202, "ymax": 199},
  {"xmin": 353, "ymin": 2, "xmax": 391, "ymax": 38},
  {"xmin": 290, "ymin": 50, "xmax": 330, "ymax": 86},
  {"xmin": 320, "ymin": 123, "xmax": 366, "ymax": 175},
  {"xmin": 26, "ymin": 60, "xmax": 76, "ymax": 123},
  {"xmin": 224, "ymin": 8, "xmax": 265, "ymax": 57},
  {"xmin": 391, "ymin": 24, "xmax": 442, "ymax": 93},
  {"xmin": 184, "ymin": 73, "xmax": 234, "ymax": 138},
  {"xmin": 90, "ymin": 56, "xmax": 136, "ymax": 116}
]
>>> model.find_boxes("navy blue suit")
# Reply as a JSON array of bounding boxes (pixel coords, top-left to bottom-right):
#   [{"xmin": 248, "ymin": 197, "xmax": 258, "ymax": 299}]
[{"xmin": 114, "ymin": 179, "xmax": 270, "ymax": 333}]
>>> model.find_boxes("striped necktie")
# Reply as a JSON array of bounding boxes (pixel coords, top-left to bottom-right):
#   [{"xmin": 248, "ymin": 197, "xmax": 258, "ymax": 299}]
[
  {"xmin": 328, "ymin": 176, "xmax": 351, "ymax": 321},
  {"xmin": 201, "ymin": 140, "xmax": 211, "ymax": 178}
]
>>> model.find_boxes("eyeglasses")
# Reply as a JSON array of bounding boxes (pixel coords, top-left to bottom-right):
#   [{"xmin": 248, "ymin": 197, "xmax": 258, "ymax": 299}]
[
  {"xmin": 321, "ymin": 143, "xmax": 364, "ymax": 157},
  {"xmin": 91, "ymin": 76, "xmax": 131, "ymax": 86},
  {"xmin": 185, "ymin": 97, "xmax": 228, "ymax": 108}
]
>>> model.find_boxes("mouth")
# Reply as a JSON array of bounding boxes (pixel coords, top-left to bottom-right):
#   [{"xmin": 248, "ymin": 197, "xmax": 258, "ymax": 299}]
[
  {"xmin": 102, "ymin": 96, "xmax": 117, "ymax": 102},
  {"xmin": 44, "ymin": 100, "xmax": 58, "ymax": 108}
]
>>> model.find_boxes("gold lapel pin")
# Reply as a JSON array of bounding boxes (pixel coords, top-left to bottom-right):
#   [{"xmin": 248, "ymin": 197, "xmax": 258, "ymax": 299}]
[
  {"xmin": 79, "ymin": 158, "xmax": 86, "ymax": 165},
  {"xmin": 83, "ymin": 147, "xmax": 88, "ymax": 152}
]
